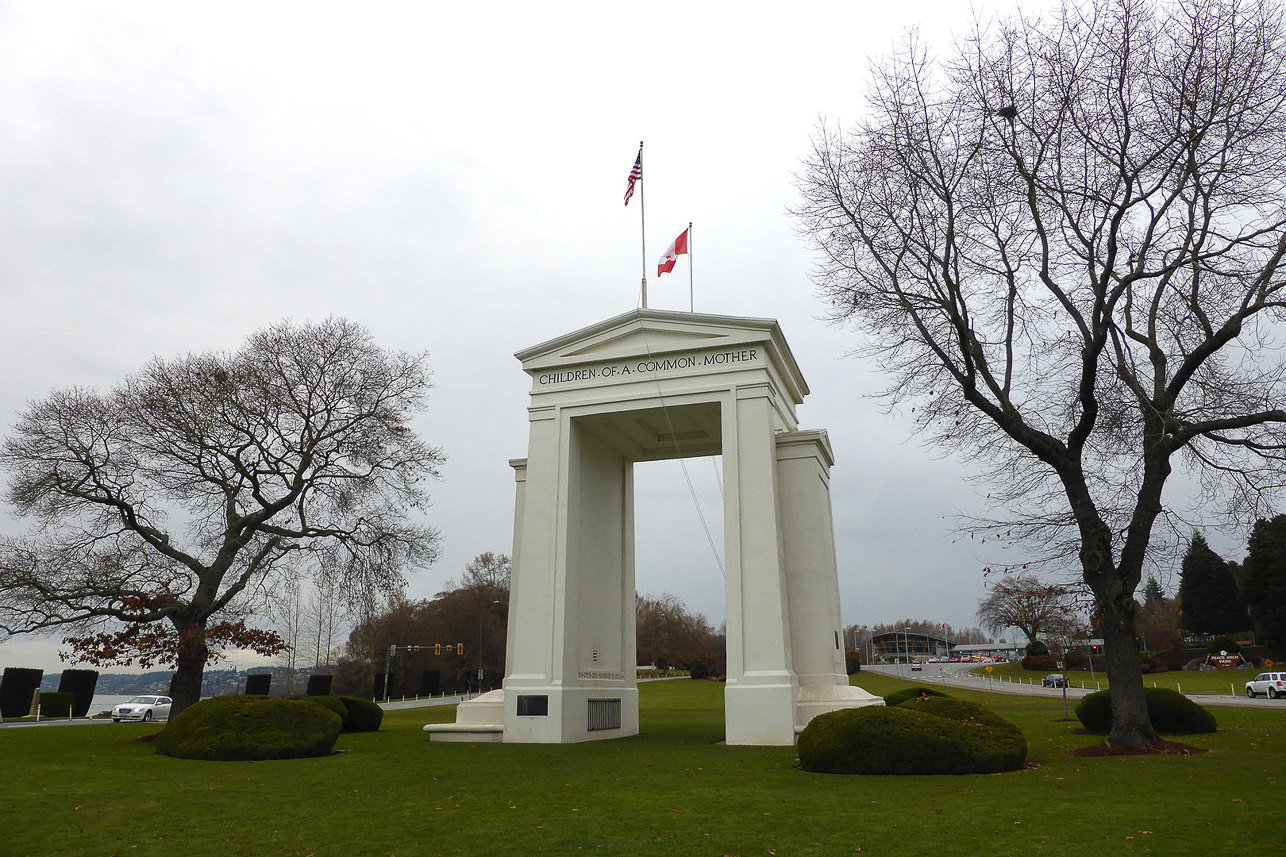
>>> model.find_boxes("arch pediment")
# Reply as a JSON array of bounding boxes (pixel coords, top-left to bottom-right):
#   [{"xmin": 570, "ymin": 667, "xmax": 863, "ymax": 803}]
[{"xmin": 515, "ymin": 309, "xmax": 809, "ymax": 407}]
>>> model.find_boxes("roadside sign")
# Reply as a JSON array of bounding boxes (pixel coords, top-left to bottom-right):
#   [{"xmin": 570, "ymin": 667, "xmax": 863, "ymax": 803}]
[{"xmin": 985, "ymin": 665, "xmax": 993, "ymax": 673}]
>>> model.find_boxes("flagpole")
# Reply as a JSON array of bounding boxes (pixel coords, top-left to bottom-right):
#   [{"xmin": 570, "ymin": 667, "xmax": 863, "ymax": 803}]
[
  {"xmin": 688, "ymin": 221, "xmax": 694, "ymax": 313},
  {"xmin": 638, "ymin": 141, "xmax": 647, "ymax": 309}
]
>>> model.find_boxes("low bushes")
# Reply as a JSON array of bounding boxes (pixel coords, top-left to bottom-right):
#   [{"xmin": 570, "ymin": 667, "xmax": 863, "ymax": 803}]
[
  {"xmin": 337, "ymin": 696, "xmax": 383, "ymax": 732},
  {"xmin": 155, "ymin": 696, "xmax": 341, "ymax": 761},
  {"xmin": 1074, "ymin": 687, "xmax": 1217, "ymax": 734},
  {"xmin": 303, "ymin": 695, "xmax": 349, "ymax": 727},
  {"xmin": 798, "ymin": 698, "xmax": 1027, "ymax": 775},
  {"xmin": 38, "ymin": 691, "xmax": 75, "ymax": 717}
]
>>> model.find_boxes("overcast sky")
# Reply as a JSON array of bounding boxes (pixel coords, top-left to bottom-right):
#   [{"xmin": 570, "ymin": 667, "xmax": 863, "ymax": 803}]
[{"xmin": 0, "ymin": 0, "xmax": 1165, "ymax": 674}]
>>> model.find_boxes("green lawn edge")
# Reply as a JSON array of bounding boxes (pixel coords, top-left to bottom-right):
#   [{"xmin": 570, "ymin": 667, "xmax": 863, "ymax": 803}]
[{"xmin": 1, "ymin": 674, "xmax": 1280, "ymax": 856}]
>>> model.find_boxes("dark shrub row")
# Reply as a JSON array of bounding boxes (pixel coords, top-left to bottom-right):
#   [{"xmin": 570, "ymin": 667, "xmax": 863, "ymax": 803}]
[
  {"xmin": 57, "ymin": 669, "xmax": 99, "ymax": 717},
  {"xmin": 244, "ymin": 673, "xmax": 272, "ymax": 696},
  {"xmin": 305, "ymin": 674, "xmax": 333, "ymax": 697},
  {"xmin": 0, "ymin": 667, "xmax": 43, "ymax": 718}
]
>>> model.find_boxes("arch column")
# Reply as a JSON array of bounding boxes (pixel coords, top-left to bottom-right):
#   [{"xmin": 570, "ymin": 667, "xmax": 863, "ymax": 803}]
[{"xmin": 722, "ymin": 384, "xmax": 799, "ymax": 745}]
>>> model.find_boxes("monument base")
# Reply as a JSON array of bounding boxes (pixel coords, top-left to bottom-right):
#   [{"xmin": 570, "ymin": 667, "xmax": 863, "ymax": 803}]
[
  {"xmin": 423, "ymin": 689, "xmax": 504, "ymax": 742},
  {"xmin": 424, "ymin": 686, "xmax": 641, "ymax": 743},
  {"xmin": 793, "ymin": 683, "xmax": 885, "ymax": 735}
]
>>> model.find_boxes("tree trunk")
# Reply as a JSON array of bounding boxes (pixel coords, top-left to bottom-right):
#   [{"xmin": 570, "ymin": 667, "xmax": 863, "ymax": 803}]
[
  {"xmin": 167, "ymin": 628, "xmax": 210, "ymax": 717},
  {"xmin": 1097, "ymin": 590, "xmax": 1157, "ymax": 749}
]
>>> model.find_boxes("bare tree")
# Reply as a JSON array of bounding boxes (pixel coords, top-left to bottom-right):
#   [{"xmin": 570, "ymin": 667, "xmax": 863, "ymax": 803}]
[
  {"xmin": 457, "ymin": 552, "xmax": 511, "ymax": 592},
  {"xmin": 270, "ymin": 571, "xmax": 306, "ymax": 695},
  {"xmin": 0, "ymin": 318, "xmax": 444, "ymax": 714},
  {"xmin": 306, "ymin": 574, "xmax": 347, "ymax": 670},
  {"xmin": 797, "ymin": 0, "xmax": 1286, "ymax": 748},
  {"xmin": 977, "ymin": 575, "xmax": 1079, "ymax": 652}
]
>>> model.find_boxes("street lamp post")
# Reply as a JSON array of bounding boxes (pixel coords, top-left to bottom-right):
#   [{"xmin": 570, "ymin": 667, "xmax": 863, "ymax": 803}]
[{"xmin": 478, "ymin": 597, "xmax": 502, "ymax": 697}]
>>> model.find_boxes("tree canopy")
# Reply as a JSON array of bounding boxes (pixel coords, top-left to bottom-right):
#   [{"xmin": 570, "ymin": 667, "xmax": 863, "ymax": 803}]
[
  {"xmin": 0, "ymin": 317, "xmax": 444, "ymax": 712},
  {"xmin": 976, "ymin": 575, "xmax": 1080, "ymax": 653},
  {"xmin": 796, "ymin": 0, "xmax": 1286, "ymax": 748},
  {"xmin": 1241, "ymin": 514, "xmax": 1286, "ymax": 655},
  {"xmin": 1178, "ymin": 532, "xmax": 1250, "ymax": 634}
]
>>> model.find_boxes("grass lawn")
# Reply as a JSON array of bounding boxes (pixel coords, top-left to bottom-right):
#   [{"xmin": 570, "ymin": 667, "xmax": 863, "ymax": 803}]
[
  {"xmin": 971, "ymin": 661, "xmax": 1266, "ymax": 697},
  {"xmin": 2, "ymin": 674, "xmax": 1282, "ymax": 856}
]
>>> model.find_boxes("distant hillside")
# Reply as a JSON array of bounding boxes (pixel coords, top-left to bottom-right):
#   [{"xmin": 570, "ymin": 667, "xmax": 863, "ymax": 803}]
[{"xmin": 36, "ymin": 666, "xmax": 321, "ymax": 697}]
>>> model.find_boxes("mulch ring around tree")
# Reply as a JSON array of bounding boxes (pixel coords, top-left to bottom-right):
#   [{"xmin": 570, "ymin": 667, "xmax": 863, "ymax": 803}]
[{"xmin": 1068, "ymin": 739, "xmax": 1207, "ymax": 757}]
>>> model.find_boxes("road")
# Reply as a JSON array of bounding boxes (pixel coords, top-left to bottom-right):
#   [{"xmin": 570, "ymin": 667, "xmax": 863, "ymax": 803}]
[{"xmin": 867, "ymin": 661, "xmax": 1286, "ymax": 709}]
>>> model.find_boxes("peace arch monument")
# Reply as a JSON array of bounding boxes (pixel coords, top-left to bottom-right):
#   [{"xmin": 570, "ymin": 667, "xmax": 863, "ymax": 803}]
[{"xmin": 426, "ymin": 309, "xmax": 882, "ymax": 746}]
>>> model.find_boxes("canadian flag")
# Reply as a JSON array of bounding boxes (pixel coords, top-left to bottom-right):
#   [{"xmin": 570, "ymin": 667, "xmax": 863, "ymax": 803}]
[{"xmin": 657, "ymin": 227, "xmax": 690, "ymax": 276}]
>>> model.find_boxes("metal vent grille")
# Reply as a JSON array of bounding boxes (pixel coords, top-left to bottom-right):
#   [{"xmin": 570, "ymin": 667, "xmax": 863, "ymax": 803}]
[{"xmin": 587, "ymin": 697, "xmax": 622, "ymax": 731}]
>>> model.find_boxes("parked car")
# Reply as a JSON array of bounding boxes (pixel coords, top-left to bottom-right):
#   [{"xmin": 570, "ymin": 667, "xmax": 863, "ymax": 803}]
[
  {"xmin": 1245, "ymin": 672, "xmax": 1286, "ymax": 699},
  {"xmin": 1042, "ymin": 673, "xmax": 1068, "ymax": 688},
  {"xmin": 112, "ymin": 695, "xmax": 172, "ymax": 723}
]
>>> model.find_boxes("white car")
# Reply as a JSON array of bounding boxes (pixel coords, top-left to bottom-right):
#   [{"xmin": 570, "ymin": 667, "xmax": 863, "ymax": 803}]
[
  {"xmin": 112, "ymin": 695, "xmax": 172, "ymax": 723},
  {"xmin": 1245, "ymin": 672, "xmax": 1285, "ymax": 699}
]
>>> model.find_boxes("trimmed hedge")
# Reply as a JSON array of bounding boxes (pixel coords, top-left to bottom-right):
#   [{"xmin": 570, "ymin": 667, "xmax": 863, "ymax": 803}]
[
  {"xmin": 883, "ymin": 686, "xmax": 951, "ymax": 707},
  {"xmin": 798, "ymin": 704, "xmax": 1027, "ymax": 775},
  {"xmin": 305, "ymin": 674, "xmax": 333, "ymax": 697},
  {"xmin": 38, "ymin": 691, "xmax": 75, "ymax": 717},
  {"xmin": 338, "ymin": 696, "xmax": 383, "ymax": 732},
  {"xmin": 0, "ymin": 667, "xmax": 43, "ymax": 718},
  {"xmin": 155, "ymin": 696, "xmax": 341, "ymax": 761},
  {"xmin": 303, "ymin": 695, "xmax": 349, "ymax": 727},
  {"xmin": 57, "ymin": 669, "xmax": 99, "ymax": 717},
  {"xmin": 1075, "ymin": 687, "xmax": 1217, "ymax": 734},
  {"xmin": 244, "ymin": 673, "xmax": 272, "ymax": 696}
]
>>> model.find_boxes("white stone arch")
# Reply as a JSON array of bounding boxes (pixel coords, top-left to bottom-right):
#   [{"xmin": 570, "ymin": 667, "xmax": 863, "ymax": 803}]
[{"xmin": 426, "ymin": 310, "xmax": 881, "ymax": 746}]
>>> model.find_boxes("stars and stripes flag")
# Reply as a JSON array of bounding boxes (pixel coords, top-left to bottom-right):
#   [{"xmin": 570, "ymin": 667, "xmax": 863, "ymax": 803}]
[
  {"xmin": 657, "ymin": 226, "xmax": 689, "ymax": 276},
  {"xmin": 624, "ymin": 146, "xmax": 642, "ymax": 206}
]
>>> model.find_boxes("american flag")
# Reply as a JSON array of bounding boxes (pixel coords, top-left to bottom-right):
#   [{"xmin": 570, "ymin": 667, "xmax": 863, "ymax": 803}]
[{"xmin": 624, "ymin": 146, "xmax": 642, "ymax": 206}]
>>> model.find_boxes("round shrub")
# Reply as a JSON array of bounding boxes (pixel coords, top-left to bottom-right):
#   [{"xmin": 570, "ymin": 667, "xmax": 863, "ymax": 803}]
[
  {"xmin": 1074, "ymin": 687, "xmax": 1217, "ymax": 734},
  {"xmin": 893, "ymin": 696, "xmax": 1027, "ymax": 769},
  {"xmin": 338, "ymin": 696, "xmax": 383, "ymax": 732},
  {"xmin": 883, "ymin": 686, "xmax": 951, "ymax": 707},
  {"xmin": 302, "ymin": 695, "xmax": 349, "ymax": 727},
  {"xmin": 798, "ymin": 706, "xmax": 1027, "ymax": 775},
  {"xmin": 155, "ymin": 696, "xmax": 342, "ymax": 761}
]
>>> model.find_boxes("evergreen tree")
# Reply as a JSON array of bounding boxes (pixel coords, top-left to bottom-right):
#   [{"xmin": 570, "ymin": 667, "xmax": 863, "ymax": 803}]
[
  {"xmin": 1142, "ymin": 577, "xmax": 1166, "ymax": 612},
  {"xmin": 1241, "ymin": 515, "xmax": 1286, "ymax": 656},
  {"xmin": 1178, "ymin": 533, "xmax": 1250, "ymax": 634}
]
